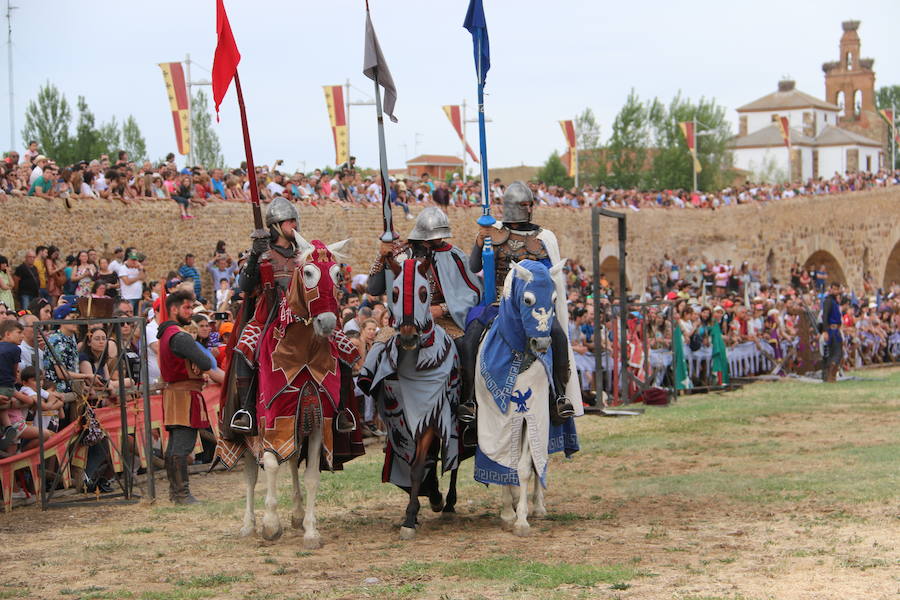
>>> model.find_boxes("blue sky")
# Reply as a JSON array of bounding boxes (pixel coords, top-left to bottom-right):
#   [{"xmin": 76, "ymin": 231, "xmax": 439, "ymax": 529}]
[{"xmin": 6, "ymin": 0, "xmax": 899, "ymax": 172}]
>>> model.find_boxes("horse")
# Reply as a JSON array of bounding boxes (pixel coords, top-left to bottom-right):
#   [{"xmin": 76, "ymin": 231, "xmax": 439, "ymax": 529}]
[
  {"xmin": 358, "ymin": 257, "xmax": 460, "ymax": 540},
  {"xmin": 216, "ymin": 238, "xmax": 364, "ymax": 548},
  {"xmin": 473, "ymin": 258, "xmax": 572, "ymax": 537}
]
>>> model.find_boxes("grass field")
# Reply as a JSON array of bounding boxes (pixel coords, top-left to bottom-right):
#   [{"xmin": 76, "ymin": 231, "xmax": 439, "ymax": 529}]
[{"xmin": 0, "ymin": 367, "xmax": 898, "ymax": 599}]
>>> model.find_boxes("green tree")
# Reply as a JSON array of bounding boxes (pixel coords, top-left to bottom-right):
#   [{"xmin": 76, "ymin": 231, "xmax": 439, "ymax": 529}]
[
  {"xmin": 21, "ymin": 82, "xmax": 72, "ymax": 162},
  {"xmin": 875, "ymin": 85, "xmax": 900, "ymax": 111},
  {"xmin": 645, "ymin": 92, "xmax": 731, "ymax": 191},
  {"xmin": 121, "ymin": 115, "xmax": 148, "ymax": 163},
  {"xmin": 536, "ymin": 151, "xmax": 573, "ymax": 188},
  {"xmin": 607, "ymin": 89, "xmax": 648, "ymax": 188},
  {"xmin": 575, "ymin": 107, "xmax": 605, "ymax": 186},
  {"xmin": 876, "ymin": 85, "xmax": 899, "ymax": 168},
  {"xmin": 191, "ymin": 89, "xmax": 225, "ymax": 169},
  {"xmin": 575, "ymin": 107, "xmax": 602, "ymax": 152},
  {"xmin": 71, "ymin": 96, "xmax": 101, "ymax": 163}
]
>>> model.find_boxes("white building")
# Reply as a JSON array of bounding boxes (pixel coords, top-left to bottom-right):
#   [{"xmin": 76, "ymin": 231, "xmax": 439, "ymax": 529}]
[{"xmin": 730, "ymin": 80, "xmax": 883, "ymax": 182}]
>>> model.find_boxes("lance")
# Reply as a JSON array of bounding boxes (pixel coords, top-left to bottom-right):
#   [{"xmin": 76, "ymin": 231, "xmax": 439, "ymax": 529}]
[
  {"xmin": 233, "ymin": 72, "xmax": 264, "ymax": 233},
  {"xmin": 373, "ymin": 77, "xmax": 396, "ymax": 246},
  {"xmin": 465, "ymin": 0, "xmax": 495, "ymax": 305}
]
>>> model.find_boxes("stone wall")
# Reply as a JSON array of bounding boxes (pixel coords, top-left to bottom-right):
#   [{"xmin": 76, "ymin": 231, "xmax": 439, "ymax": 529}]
[{"xmin": 2, "ymin": 189, "xmax": 899, "ymax": 298}]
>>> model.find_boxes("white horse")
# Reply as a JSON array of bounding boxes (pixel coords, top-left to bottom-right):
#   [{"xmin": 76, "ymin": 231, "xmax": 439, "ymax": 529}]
[
  {"xmin": 222, "ymin": 239, "xmax": 362, "ymax": 548},
  {"xmin": 473, "ymin": 259, "xmax": 568, "ymax": 536}
]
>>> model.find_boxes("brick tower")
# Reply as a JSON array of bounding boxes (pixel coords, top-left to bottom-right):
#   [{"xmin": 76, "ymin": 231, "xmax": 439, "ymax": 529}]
[{"xmin": 822, "ymin": 20, "xmax": 886, "ymax": 157}]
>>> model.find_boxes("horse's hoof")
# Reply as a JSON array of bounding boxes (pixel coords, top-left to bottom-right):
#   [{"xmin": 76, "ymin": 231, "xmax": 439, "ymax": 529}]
[
  {"xmin": 500, "ymin": 518, "xmax": 515, "ymax": 531},
  {"xmin": 532, "ymin": 507, "xmax": 547, "ymax": 519},
  {"xmin": 291, "ymin": 515, "xmax": 304, "ymax": 530},
  {"xmin": 513, "ymin": 522, "xmax": 531, "ymax": 537},
  {"xmin": 399, "ymin": 526, "xmax": 417, "ymax": 540},
  {"xmin": 303, "ymin": 534, "xmax": 321, "ymax": 550},
  {"xmin": 440, "ymin": 506, "xmax": 456, "ymax": 518},
  {"xmin": 429, "ymin": 493, "xmax": 444, "ymax": 513},
  {"xmin": 261, "ymin": 523, "xmax": 283, "ymax": 541},
  {"xmin": 239, "ymin": 524, "xmax": 256, "ymax": 538}
]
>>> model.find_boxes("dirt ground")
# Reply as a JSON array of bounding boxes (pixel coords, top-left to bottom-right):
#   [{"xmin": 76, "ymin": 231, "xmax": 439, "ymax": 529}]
[{"xmin": 1, "ymin": 368, "xmax": 898, "ymax": 600}]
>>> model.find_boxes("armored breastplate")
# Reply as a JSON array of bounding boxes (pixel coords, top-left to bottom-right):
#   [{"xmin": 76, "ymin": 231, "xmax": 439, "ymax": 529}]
[
  {"xmin": 263, "ymin": 246, "xmax": 301, "ymax": 291},
  {"xmin": 493, "ymin": 227, "xmax": 547, "ymax": 302}
]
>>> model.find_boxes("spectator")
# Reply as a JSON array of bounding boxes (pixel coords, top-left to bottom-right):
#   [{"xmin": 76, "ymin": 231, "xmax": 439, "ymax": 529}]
[
  {"xmin": 117, "ymin": 251, "xmax": 145, "ymax": 312},
  {"xmin": 179, "ymin": 254, "xmax": 202, "ymax": 299},
  {"xmin": 13, "ymin": 250, "xmax": 40, "ymax": 309},
  {"xmin": 0, "ymin": 320, "xmax": 24, "ymax": 450},
  {"xmin": 206, "ymin": 254, "xmax": 237, "ymax": 292},
  {"xmin": 0, "ymin": 256, "xmax": 14, "ymax": 309},
  {"xmin": 72, "ymin": 250, "xmax": 97, "ymax": 297},
  {"xmin": 28, "ymin": 155, "xmax": 48, "ymax": 185},
  {"xmin": 28, "ymin": 162, "xmax": 56, "ymax": 199}
]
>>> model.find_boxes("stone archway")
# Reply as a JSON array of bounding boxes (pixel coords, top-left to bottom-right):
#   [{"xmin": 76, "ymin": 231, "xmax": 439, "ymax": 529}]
[
  {"xmin": 883, "ymin": 240, "xmax": 900, "ymax": 288},
  {"xmin": 599, "ymin": 256, "xmax": 630, "ymax": 294},
  {"xmin": 803, "ymin": 250, "xmax": 847, "ymax": 286}
]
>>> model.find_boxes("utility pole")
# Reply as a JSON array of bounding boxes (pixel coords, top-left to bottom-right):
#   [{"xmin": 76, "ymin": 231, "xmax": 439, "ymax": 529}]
[
  {"xmin": 184, "ymin": 53, "xmax": 211, "ymax": 168},
  {"xmin": 346, "ymin": 79, "xmax": 375, "ymax": 165},
  {"xmin": 6, "ymin": 1, "xmax": 17, "ymax": 152},
  {"xmin": 692, "ymin": 116, "xmax": 698, "ymax": 194},
  {"xmin": 461, "ymin": 98, "xmax": 490, "ymax": 182}
]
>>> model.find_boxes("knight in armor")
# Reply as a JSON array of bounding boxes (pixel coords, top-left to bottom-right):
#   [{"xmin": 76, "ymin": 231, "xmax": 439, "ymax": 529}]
[
  {"xmin": 459, "ymin": 181, "xmax": 576, "ymax": 429},
  {"xmin": 368, "ymin": 206, "xmax": 482, "ymax": 339},
  {"xmin": 227, "ymin": 197, "xmax": 355, "ymax": 435}
]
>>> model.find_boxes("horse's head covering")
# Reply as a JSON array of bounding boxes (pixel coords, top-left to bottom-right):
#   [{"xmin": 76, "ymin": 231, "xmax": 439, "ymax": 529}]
[
  {"xmin": 288, "ymin": 238, "xmax": 352, "ymax": 329},
  {"xmin": 498, "ymin": 259, "xmax": 562, "ymax": 353},
  {"xmin": 389, "ymin": 258, "xmax": 435, "ymax": 348}
]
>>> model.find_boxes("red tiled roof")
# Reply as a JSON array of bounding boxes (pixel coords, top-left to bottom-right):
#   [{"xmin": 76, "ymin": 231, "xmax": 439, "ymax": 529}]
[{"xmin": 406, "ymin": 154, "xmax": 464, "ymax": 166}]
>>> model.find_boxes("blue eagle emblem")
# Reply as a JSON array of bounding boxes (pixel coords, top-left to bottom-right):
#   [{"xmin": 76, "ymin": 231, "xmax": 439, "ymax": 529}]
[{"xmin": 510, "ymin": 389, "xmax": 531, "ymax": 413}]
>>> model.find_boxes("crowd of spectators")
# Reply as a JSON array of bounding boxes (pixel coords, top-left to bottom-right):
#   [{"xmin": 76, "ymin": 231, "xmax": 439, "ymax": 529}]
[
  {"xmin": 2, "ymin": 142, "xmax": 899, "ymax": 219},
  {"xmin": 558, "ymin": 255, "xmax": 900, "ymax": 397}
]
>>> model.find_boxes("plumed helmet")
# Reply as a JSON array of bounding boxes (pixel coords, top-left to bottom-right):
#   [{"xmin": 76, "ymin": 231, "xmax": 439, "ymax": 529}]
[
  {"xmin": 265, "ymin": 196, "xmax": 300, "ymax": 228},
  {"xmin": 407, "ymin": 206, "xmax": 452, "ymax": 241},
  {"xmin": 502, "ymin": 181, "xmax": 534, "ymax": 223}
]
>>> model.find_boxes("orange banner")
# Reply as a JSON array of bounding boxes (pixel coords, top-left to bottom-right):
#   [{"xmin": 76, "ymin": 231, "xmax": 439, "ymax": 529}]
[
  {"xmin": 559, "ymin": 120, "xmax": 577, "ymax": 176},
  {"xmin": 442, "ymin": 105, "xmax": 479, "ymax": 162},
  {"xmin": 323, "ymin": 85, "xmax": 349, "ymax": 166},
  {"xmin": 678, "ymin": 121, "xmax": 702, "ymax": 174},
  {"xmin": 776, "ymin": 115, "xmax": 791, "ymax": 149},
  {"xmin": 159, "ymin": 62, "xmax": 191, "ymax": 156}
]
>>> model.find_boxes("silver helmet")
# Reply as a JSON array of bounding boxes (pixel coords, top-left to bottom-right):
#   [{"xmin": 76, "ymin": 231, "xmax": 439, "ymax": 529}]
[
  {"xmin": 265, "ymin": 196, "xmax": 300, "ymax": 228},
  {"xmin": 407, "ymin": 207, "xmax": 452, "ymax": 241},
  {"xmin": 502, "ymin": 181, "xmax": 534, "ymax": 223}
]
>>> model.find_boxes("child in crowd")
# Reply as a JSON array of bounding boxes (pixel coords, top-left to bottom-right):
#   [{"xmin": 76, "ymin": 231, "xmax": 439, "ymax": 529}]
[
  {"xmin": 8, "ymin": 366, "xmax": 63, "ymax": 450},
  {"xmin": 0, "ymin": 320, "xmax": 24, "ymax": 450},
  {"xmin": 216, "ymin": 278, "xmax": 232, "ymax": 312}
]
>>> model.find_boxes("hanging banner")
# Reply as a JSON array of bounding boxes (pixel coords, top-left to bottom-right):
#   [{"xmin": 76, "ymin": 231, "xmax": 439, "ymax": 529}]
[
  {"xmin": 775, "ymin": 115, "xmax": 791, "ymax": 148},
  {"xmin": 559, "ymin": 119, "xmax": 577, "ymax": 176},
  {"xmin": 442, "ymin": 105, "xmax": 479, "ymax": 162},
  {"xmin": 159, "ymin": 62, "xmax": 191, "ymax": 156},
  {"xmin": 323, "ymin": 85, "xmax": 349, "ymax": 166},
  {"xmin": 678, "ymin": 121, "xmax": 702, "ymax": 173}
]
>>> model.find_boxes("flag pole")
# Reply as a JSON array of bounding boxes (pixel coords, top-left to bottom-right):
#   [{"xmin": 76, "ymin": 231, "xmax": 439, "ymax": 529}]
[
  {"xmin": 475, "ymin": 31, "xmax": 495, "ymax": 305},
  {"xmin": 233, "ymin": 71, "xmax": 264, "ymax": 232},
  {"xmin": 692, "ymin": 116, "xmax": 698, "ymax": 193},
  {"xmin": 892, "ymin": 104, "xmax": 896, "ymax": 171},
  {"xmin": 373, "ymin": 75, "xmax": 395, "ymax": 244}
]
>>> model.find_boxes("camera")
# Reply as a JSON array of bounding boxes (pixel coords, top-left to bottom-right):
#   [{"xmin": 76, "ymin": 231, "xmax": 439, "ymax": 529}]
[{"xmin": 213, "ymin": 312, "xmax": 230, "ymax": 321}]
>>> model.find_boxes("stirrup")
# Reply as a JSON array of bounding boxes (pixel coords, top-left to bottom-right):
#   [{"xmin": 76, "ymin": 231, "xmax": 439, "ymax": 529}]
[
  {"xmin": 457, "ymin": 402, "xmax": 477, "ymax": 424},
  {"xmin": 555, "ymin": 396, "xmax": 575, "ymax": 419},
  {"xmin": 336, "ymin": 408, "xmax": 357, "ymax": 434},
  {"xmin": 461, "ymin": 424, "xmax": 478, "ymax": 448},
  {"xmin": 230, "ymin": 409, "xmax": 253, "ymax": 432}
]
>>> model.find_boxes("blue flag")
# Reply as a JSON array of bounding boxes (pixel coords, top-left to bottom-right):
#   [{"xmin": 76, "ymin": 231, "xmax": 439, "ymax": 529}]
[{"xmin": 463, "ymin": 0, "xmax": 490, "ymax": 84}]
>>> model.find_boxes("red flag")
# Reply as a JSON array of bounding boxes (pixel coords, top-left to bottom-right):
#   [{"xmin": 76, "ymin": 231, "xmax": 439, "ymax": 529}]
[
  {"xmin": 559, "ymin": 120, "xmax": 577, "ymax": 176},
  {"xmin": 212, "ymin": 0, "xmax": 241, "ymax": 120},
  {"xmin": 678, "ymin": 122, "xmax": 702, "ymax": 174},
  {"xmin": 442, "ymin": 105, "xmax": 479, "ymax": 162}
]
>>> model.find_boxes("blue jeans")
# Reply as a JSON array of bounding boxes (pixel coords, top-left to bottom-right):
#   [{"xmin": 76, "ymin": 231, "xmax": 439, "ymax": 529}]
[{"xmin": 19, "ymin": 294, "xmax": 33, "ymax": 311}]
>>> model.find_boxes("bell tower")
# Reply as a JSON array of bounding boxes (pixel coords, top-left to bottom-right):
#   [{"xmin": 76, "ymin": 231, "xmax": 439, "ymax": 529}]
[{"xmin": 822, "ymin": 20, "xmax": 883, "ymax": 145}]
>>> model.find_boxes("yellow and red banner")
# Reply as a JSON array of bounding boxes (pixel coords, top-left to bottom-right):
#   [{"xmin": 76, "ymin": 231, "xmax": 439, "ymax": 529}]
[
  {"xmin": 559, "ymin": 120, "xmax": 577, "ymax": 176},
  {"xmin": 159, "ymin": 62, "xmax": 190, "ymax": 156},
  {"xmin": 323, "ymin": 85, "xmax": 349, "ymax": 166},
  {"xmin": 775, "ymin": 115, "xmax": 791, "ymax": 149},
  {"xmin": 678, "ymin": 121, "xmax": 702, "ymax": 173},
  {"xmin": 442, "ymin": 105, "xmax": 479, "ymax": 162},
  {"xmin": 878, "ymin": 108, "xmax": 894, "ymax": 128}
]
